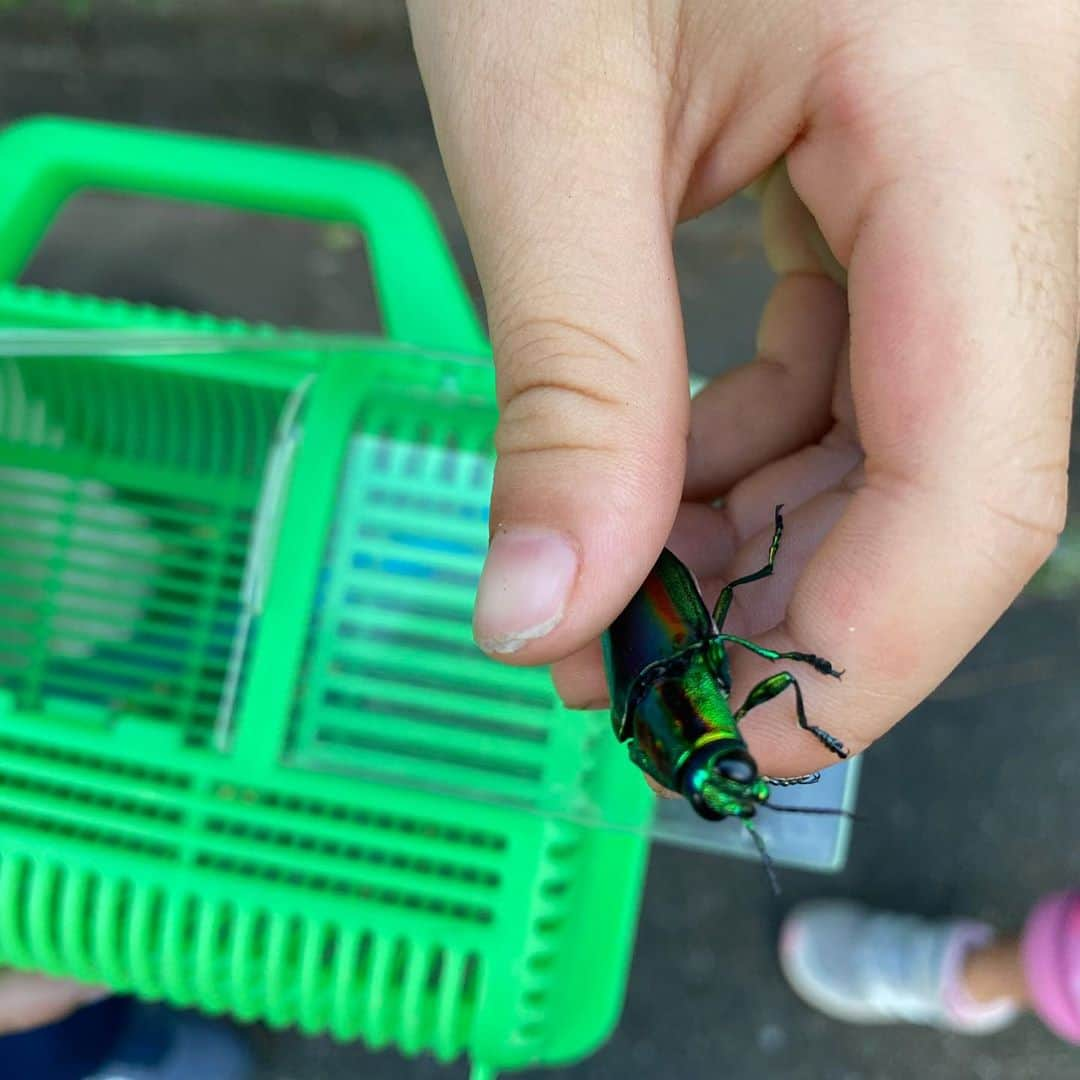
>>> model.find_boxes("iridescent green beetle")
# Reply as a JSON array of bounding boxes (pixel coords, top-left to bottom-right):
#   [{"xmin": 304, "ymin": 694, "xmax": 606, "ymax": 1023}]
[{"xmin": 602, "ymin": 506, "xmax": 848, "ymax": 824}]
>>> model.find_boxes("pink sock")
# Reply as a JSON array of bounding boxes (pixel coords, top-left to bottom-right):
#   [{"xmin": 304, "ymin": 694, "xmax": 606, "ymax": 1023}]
[{"xmin": 1021, "ymin": 890, "xmax": 1080, "ymax": 1044}]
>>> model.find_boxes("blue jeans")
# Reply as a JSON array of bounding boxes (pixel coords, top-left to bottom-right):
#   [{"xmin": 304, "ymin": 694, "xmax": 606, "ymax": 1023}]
[{"xmin": 0, "ymin": 995, "xmax": 132, "ymax": 1080}]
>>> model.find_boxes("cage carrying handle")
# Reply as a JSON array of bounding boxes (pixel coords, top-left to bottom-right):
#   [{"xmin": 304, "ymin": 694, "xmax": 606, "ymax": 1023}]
[{"xmin": 0, "ymin": 116, "xmax": 487, "ymax": 354}]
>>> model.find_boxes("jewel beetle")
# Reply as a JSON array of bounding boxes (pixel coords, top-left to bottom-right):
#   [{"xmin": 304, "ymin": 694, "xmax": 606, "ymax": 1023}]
[{"xmin": 602, "ymin": 506, "xmax": 848, "ymax": 825}]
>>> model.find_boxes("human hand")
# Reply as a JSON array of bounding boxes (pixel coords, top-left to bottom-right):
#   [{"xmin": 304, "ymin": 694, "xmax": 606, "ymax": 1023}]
[
  {"xmin": 407, "ymin": 1, "xmax": 1079, "ymax": 777},
  {"xmin": 0, "ymin": 968, "xmax": 107, "ymax": 1036}
]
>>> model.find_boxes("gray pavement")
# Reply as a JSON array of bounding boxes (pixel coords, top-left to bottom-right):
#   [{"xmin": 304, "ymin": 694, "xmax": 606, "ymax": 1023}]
[{"xmin": 1, "ymin": 4, "xmax": 1078, "ymax": 1079}]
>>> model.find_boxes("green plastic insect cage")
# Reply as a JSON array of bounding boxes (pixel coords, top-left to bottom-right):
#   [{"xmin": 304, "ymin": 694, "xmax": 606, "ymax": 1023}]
[{"xmin": 0, "ymin": 118, "xmax": 858, "ymax": 1078}]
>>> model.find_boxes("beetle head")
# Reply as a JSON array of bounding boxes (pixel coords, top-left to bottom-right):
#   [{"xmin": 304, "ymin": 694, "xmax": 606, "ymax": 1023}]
[{"xmin": 680, "ymin": 744, "xmax": 769, "ymax": 821}]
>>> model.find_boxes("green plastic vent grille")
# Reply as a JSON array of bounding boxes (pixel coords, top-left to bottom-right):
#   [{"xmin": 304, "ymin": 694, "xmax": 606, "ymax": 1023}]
[{"xmin": 288, "ymin": 403, "xmax": 589, "ymax": 813}]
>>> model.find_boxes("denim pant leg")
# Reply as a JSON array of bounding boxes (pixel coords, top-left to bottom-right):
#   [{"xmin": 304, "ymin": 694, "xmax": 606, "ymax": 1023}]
[{"xmin": 0, "ymin": 995, "xmax": 132, "ymax": 1080}]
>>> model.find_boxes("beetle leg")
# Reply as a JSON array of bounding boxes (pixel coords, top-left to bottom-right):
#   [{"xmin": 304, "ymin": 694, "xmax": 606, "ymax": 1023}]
[
  {"xmin": 733, "ymin": 671, "xmax": 847, "ymax": 760},
  {"xmin": 628, "ymin": 741, "xmax": 674, "ymax": 791},
  {"xmin": 763, "ymin": 772, "xmax": 822, "ymax": 787},
  {"xmin": 712, "ymin": 505, "xmax": 785, "ymax": 630},
  {"xmin": 717, "ymin": 634, "xmax": 843, "ymax": 679}
]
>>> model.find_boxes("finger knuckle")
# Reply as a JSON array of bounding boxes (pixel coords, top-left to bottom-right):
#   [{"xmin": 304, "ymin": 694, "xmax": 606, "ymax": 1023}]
[
  {"xmin": 492, "ymin": 315, "xmax": 643, "ymax": 458},
  {"xmin": 979, "ymin": 469, "xmax": 1069, "ymax": 580}
]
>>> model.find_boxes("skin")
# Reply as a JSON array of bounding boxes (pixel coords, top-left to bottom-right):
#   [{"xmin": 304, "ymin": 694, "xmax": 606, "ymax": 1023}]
[
  {"xmin": 408, "ymin": 0, "xmax": 1080, "ymax": 781},
  {"xmin": 0, "ymin": 969, "xmax": 106, "ymax": 1035},
  {"xmin": 963, "ymin": 936, "xmax": 1031, "ymax": 1007}
]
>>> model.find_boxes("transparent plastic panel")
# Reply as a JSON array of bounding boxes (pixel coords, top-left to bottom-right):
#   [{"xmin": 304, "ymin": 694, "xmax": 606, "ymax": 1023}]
[
  {"xmin": 0, "ymin": 331, "xmax": 859, "ymax": 871},
  {"xmin": 0, "ymin": 332, "xmax": 312, "ymax": 749},
  {"xmin": 654, "ymin": 757, "xmax": 859, "ymax": 869}
]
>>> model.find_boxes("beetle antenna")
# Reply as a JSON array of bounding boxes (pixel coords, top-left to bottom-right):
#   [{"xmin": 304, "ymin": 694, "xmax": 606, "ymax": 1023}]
[
  {"xmin": 765, "ymin": 804, "xmax": 861, "ymax": 821},
  {"xmin": 744, "ymin": 820, "xmax": 780, "ymax": 896}
]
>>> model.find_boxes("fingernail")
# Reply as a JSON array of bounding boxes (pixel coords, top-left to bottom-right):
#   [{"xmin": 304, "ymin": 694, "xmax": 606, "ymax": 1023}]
[{"xmin": 474, "ymin": 527, "xmax": 579, "ymax": 654}]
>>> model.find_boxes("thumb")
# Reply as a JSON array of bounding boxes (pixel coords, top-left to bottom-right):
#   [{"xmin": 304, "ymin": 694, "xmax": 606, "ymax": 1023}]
[
  {"xmin": 410, "ymin": 5, "xmax": 689, "ymax": 663},
  {"xmin": 476, "ymin": 251, "xmax": 688, "ymax": 662}
]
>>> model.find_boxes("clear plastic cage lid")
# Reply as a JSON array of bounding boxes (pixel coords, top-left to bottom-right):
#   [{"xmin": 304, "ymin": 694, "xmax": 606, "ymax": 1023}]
[{"xmin": 0, "ymin": 330, "xmax": 859, "ymax": 873}]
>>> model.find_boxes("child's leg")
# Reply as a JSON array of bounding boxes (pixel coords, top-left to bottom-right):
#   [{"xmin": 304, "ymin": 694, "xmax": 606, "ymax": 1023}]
[
  {"xmin": 778, "ymin": 900, "xmax": 1020, "ymax": 1033},
  {"xmin": 780, "ymin": 891, "xmax": 1080, "ymax": 1043},
  {"xmin": 962, "ymin": 935, "xmax": 1029, "ymax": 1007}
]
